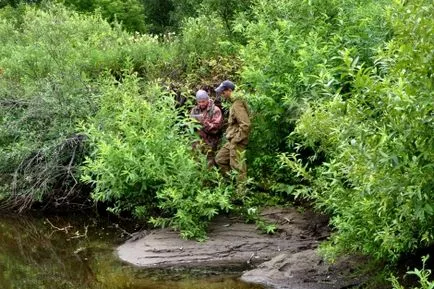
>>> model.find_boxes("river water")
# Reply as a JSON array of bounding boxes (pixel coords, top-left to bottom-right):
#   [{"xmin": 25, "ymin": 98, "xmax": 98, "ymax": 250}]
[{"xmin": 0, "ymin": 214, "xmax": 264, "ymax": 289}]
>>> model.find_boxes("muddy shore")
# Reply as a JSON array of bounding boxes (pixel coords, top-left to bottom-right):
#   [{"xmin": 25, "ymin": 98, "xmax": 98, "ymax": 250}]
[{"xmin": 117, "ymin": 207, "xmax": 367, "ymax": 289}]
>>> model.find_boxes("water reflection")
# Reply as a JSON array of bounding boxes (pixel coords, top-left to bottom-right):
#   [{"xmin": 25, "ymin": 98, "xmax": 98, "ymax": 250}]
[{"xmin": 0, "ymin": 215, "xmax": 264, "ymax": 289}]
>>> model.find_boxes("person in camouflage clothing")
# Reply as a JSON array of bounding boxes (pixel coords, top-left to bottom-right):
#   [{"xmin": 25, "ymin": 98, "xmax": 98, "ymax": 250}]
[
  {"xmin": 214, "ymin": 80, "xmax": 250, "ymax": 180},
  {"xmin": 191, "ymin": 89, "xmax": 223, "ymax": 166}
]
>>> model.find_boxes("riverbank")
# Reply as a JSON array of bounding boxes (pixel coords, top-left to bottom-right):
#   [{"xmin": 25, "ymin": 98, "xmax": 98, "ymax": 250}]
[
  {"xmin": 0, "ymin": 213, "xmax": 261, "ymax": 289},
  {"xmin": 117, "ymin": 207, "xmax": 369, "ymax": 289}
]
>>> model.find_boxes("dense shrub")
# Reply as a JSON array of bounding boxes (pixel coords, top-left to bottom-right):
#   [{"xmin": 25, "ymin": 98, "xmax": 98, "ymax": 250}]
[
  {"xmin": 1, "ymin": 0, "xmax": 432, "ymax": 265},
  {"xmin": 170, "ymin": 14, "xmax": 241, "ymax": 86},
  {"xmin": 235, "ymin": 0, "xmax": 391, "ymax": 184},
  {"xmin": 81, "ymin": 73, "xmax": 233, "ymax": 239},
  {"xmin": 169, "ymin": 0, "xmax": 252, "ymax": 33},
  {"xmin": 62, "ymin": 0, "xmax": 148, "ymax": 33},
  {"xmin": 391, "ymin": 256, "xmax": 434, "ymax": 289},
  {"xmin": 287, "ymin": 0, "xmax": 433, "ymax": 260},
  {"xmin": 0, "ymin": 3, "xmax": 171, "ymax": 210}
]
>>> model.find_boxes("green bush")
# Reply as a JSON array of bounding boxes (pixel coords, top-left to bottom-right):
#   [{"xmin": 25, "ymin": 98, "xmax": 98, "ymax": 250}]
[
  {"xmin": 288, "ymin": 0, "xmax": 433, "ymax": 261},
  {"xmin": 62, "ymin": 0, "xmax": 148, "ymax": 33},
  {"xmin": 0, "ymin": 3, "xmax": 169, "ymax": 80},
  {"xmin": 1, "ymin": 0, "xmax": 431, "ymax": 261},
  {"xmin": 170, "ymin": 14, "xmax": 241, "ymax": 85},
  {"xmin": 0, "ymin": 3, "xmax": 172, "ymax": 210},
  {"xmin": 391, "ymin": 256, "xmax": 434, "ymax": 289},
  {"xmin": 235, "ymin": 0, "xmax": 391, "ymax": 184},
  {"xmin": 169, "ymin": 0, "xmax": 252, "ymax": 33},
  {"xmin": 81, "ymin": 73, "xmax": 233, "ymax": 239}
]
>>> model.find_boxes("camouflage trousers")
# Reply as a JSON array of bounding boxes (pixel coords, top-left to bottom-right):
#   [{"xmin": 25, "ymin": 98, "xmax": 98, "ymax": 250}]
[
  {"xmin": 193, "ymin": 130, "xmax": 222, "ymax": 167},
  {"xmin": 192, "ymin": 140, "xmax": 217, "ymax": 168},
  {"xmin": 215, "ymin": 141, "xmax": 247, "ymax": 180}
]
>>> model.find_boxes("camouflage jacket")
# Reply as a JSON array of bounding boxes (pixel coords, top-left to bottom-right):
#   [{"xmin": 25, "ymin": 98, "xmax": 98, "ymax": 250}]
[
  {"xmin": 190, "ymin": 100, "xmax": 223, "ymax": 148},
  {"xmin": 225, "ymin": 98, "xmax": 250, "ymax": 145}
]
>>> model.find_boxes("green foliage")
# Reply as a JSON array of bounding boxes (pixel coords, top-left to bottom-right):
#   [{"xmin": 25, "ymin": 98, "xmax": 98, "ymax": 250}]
[
  {"xmin": 0, "ymin": 2, "xmax": 239, "ymax": 236},
  {"xmin": 81, "ymin": 73, "xmax": 233, "ymax": 239},
  {"xmin": 390, "ymin": 256, "xmax": 434, "ymax": 289},
  {"xmin": 0, "ymin": 0, "xmax": 432, "ymax": 265},
  {"xmin": 288, "ymin": 0, "xmax": 433, "ymax": 261},
  {"xmin": 0, "ymin": 3, "xmax": 172, "ymax": 210},
  {"xmin": 178, "ymin": 15, "xmax": 228, "ymax": 64},
  {"xmin": 0, "ymin": 0, "xmax": 40, "ymax": 9},
  {"xmin": 0, "ymin": 3, "xmax": 168, "ymax": 80},
  {"xmin": 231, "ymin": 185, "xmax": 282, "ymax": 235},
  {"xmin": 169, "ymin": 0, "xmax": 252, "ymax": 33},
  {"xmin": 63, "ymin": 0, "xmax": 253, "ymax": 35},
  {"xmin": 246, "ymin": 207, "xmax": 277, "ymax": 235},
  {"xmin": 236, "ymin": 0, "xmax": 391, "ymax": 184},
  {"xmin": 62, "ymin": 0, "xmax": 147, "ymax": 33},
  {"xmin": 141, "ymin": 0, "xmax": 175, "ymax": 34},
  {"xmin": 173, "ymin": 14, "xmax": 239, "ymax": 82}
]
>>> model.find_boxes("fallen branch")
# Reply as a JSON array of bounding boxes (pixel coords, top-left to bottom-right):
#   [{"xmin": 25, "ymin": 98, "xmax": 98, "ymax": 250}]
[{"xmin": 45, "ymin": 218, "xmax": 72, "ymax": 237}]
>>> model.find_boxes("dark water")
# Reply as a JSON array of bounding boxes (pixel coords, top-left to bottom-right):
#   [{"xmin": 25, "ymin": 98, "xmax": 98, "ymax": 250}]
[{"xmin": 0, "ymin": 214, "xmax": 264, "ymax": 289}]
